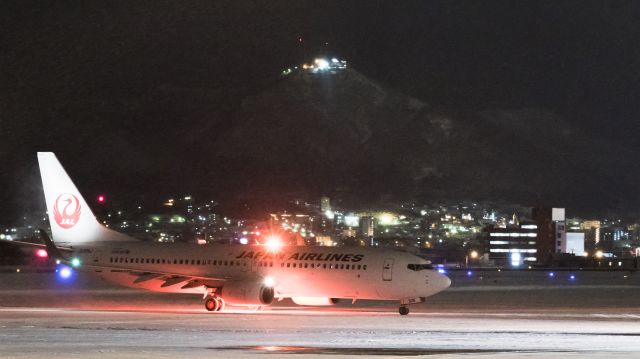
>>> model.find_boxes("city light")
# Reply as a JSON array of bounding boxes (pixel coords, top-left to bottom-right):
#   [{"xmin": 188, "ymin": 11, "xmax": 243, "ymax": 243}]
[
  {"xmin": 510, "ymin": 252, "xmax": 521, "ymax": 267},
  {"xmin": 469, "ymin": 250, "xmax": 478, "ymax": 259},
  {"xmin": 314, "ymin": 58, "xmax": 329, "ymax": 70},
  {"xmin": 377, "ymin": 213, "xmax": 397, "ymax": 226},
  {"xmin": 595, "ymin": 250, "xmax": 604, "ymax": 259}
]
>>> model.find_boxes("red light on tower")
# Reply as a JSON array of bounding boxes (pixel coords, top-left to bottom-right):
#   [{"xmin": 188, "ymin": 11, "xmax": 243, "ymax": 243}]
[
  {"xmin": 97, "ymin": 195, "xmax": 105, "ymax": 203},
  {"xmin": 36, "ymin": 249, "xmax": 48, "ymax": 258}
]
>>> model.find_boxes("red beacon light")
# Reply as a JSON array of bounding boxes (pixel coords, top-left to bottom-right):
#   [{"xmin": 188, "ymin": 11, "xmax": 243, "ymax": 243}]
[
  {"xmin": 36, "ymin": 249, "xmax": 48, "ymax": 258},
  {"xmin": 97, "ymin": 195, "xmax": 105, "ymax": 203}
]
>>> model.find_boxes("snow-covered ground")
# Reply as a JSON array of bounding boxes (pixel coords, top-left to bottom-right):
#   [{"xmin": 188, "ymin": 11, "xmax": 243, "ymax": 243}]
[{"xmin": 0, "ymin": 271, "xmax": 639, "ymax": 358}]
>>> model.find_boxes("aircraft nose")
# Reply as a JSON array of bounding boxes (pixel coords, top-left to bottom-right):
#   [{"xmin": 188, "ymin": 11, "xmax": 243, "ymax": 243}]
[{"xmin": 434, "ymin": 273, "xmax": 451, "ymax": 292}]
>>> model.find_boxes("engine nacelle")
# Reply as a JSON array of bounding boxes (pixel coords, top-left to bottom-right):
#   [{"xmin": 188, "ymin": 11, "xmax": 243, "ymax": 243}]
[
  {"xmin": 221, "ymin": 281, "xmax": 275, "ymax": 306},
  {"xmin": 291, "ymin": 297, "xmax": 340, "ymax": 306}
]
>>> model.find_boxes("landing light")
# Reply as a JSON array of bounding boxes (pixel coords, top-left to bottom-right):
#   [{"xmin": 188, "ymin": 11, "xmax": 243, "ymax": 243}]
[
  {"xmin": 569, "ymin": 274, "xmax": 576, "ymax": 281},
  {"xmin": 263, "ymin": 276, "xmax": 275, "ymax": 287},
  {"xmin": 265, "ymin": 236, "xmax": 283, "ymax": 252},
  {"xmin": 437, "ymin": 268, "xmax": 446, "ymax": 274},
  {"xmin": 466, "ymin": 271, "xmax": 473, "ymax": 277}
]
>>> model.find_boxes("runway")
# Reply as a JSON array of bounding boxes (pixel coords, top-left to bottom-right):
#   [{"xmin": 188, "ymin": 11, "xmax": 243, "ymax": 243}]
[{"xmin": 1, "ymin": 271, "xmax": 639, "ymax": 358}]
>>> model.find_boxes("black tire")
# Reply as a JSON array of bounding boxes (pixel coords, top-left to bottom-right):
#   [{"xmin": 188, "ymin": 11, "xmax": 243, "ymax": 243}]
[
  {"xmin": 399, "ymin": 306, "xmax": 409, "ymax": 315},
  {"xmin": 205, "ymin": 297, "xmax": 219, "ymax": 312}
]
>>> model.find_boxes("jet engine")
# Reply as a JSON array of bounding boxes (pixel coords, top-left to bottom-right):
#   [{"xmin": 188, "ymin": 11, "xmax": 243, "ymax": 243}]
[
  {"xmin": 291, "ymin": 297, "xmax": 340, "ymax": 306},
  {"xmin": 220, "ymin": 281, "xmax": 275, "ymax": 306}
]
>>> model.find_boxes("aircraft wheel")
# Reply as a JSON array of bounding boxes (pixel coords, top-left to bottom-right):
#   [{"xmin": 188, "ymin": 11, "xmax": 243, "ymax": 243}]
[
  {"xmin": 205, "ymin": 297, "xmax": 219, "ymax": 312},
  {"xmin": 399, "ymin": 306, "xmax": 409, "ymax": 316}
]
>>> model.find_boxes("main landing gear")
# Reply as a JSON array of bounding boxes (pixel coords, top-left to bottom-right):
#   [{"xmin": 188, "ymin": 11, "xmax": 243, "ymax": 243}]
[
  {"xmin": 399, "ymin": 305, "xmax": 410, "ymax": 315},
  {"xmin": 204, "ymin": 295, "xmax": 225, "ymax": 312}
]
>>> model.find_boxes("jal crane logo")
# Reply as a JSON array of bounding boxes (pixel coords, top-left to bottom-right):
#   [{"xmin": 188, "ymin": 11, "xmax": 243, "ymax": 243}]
[{"xmin": 53, "ymin": 193, "xmax": 81, "ymax": 229}]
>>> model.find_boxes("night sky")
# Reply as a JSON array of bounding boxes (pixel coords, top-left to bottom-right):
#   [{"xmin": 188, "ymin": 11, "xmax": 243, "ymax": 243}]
[{"xmin": 2, "ymin": 1, "xmax": 640, "ymax": 223}]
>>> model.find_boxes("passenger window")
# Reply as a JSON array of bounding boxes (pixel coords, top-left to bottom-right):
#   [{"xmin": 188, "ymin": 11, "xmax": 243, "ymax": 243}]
[
  {"xmin": 287, "ymin": 263, "xmax": 291, "ymax": 268},
  {"xmin": 323, "ymin": 264, "xmax": 327, "ymax": 269},
  {"xmin": 293, "ymin": 263, "xmax": 297, "ymax": 268},
  {"xmin": 304, "ymin": 263, "xmax": 308, "ymax": 268},
  {"xmin": 363, "ymin": 265, "xmax": 367, "ymax": 270}
]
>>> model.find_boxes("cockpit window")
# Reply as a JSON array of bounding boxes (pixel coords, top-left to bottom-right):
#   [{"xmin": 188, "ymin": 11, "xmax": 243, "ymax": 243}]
[{"xmin": 407, "ymin": 263, "xmax": 434, "ymax": 271}]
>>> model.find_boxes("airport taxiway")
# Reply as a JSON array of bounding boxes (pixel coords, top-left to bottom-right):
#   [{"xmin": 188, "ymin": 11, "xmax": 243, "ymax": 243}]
[{"xmin": 1, "ymin": 271, "xmax": 639, "ymax": 358}]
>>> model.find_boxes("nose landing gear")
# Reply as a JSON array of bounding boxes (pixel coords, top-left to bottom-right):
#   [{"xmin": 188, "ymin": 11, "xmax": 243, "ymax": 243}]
[
  {"xmin": 204, "ymin": 295, "xmax": 225, "ymax": 312},
  {"xmin": 398, "ymin": 296, "xmax": 425, "ymax": 315}
]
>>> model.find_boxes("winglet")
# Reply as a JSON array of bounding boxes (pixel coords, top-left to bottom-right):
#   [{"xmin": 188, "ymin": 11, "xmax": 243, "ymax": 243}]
[{"xmin": 39, "ymin": 229, "xmax": 67, "ymax": 262}]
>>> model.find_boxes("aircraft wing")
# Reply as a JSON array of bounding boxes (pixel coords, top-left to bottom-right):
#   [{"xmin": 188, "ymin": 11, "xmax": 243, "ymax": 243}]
[{"xmin": 37, "ymin": 230, "xmax": 243, "ymax": 293}]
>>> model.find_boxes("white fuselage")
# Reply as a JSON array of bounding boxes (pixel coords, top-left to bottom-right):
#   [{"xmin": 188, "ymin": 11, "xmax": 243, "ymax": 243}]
[{"xmin": 69, "ymin": 242, "xmax": 450, "ymax": 301}]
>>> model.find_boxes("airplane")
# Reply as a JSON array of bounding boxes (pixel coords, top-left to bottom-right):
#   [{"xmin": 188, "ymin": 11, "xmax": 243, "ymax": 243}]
[{"xmin": 36, "ymin": 152, "xmax": 451, "ymax": 315}]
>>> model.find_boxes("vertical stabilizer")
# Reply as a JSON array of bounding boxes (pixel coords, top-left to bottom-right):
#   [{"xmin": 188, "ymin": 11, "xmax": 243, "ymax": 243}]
[{"xmin": 37, "ymin": 152, "xmax": 135, "ymax": 243}]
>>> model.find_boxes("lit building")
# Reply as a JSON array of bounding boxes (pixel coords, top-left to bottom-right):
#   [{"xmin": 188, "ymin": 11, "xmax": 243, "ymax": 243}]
[
  {"xmin": 360, "ymin": 216, "xmax": 375, "ymax": 237},
  {"xmin": 532, "ymin": 207, "xmax": 566, "ymax": 262},
  {"xmin": 563, "ymin": 232, "xmax": 585, "ymax": 255},
  {"xmin": 484, "ymin": 223, "xmax": 538, "ymax": 266},
  {"xmin": 320, "ymin": 196, "xmax": 331, "ymax": 213},
  {"xmin": 582, "ymin": 220, "xmax": 601, "ymax": 251}
]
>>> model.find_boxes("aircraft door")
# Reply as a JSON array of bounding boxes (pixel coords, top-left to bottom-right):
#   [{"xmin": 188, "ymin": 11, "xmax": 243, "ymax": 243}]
[{"xmin": 382, "ymin": 258, "xmax": 394, "ymax": 281}]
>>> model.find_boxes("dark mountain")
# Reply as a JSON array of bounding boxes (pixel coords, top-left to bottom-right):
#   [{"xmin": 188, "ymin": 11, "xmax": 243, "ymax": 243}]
[{"xmin": 211, "ymin": 68, "xmax": 639, "ymax": 214}]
